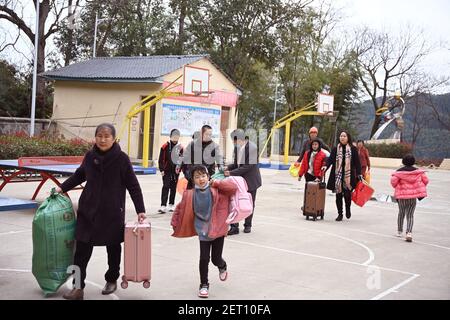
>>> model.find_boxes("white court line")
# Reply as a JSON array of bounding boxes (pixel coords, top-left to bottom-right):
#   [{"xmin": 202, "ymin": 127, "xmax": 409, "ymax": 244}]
[
  {"xmin": 151, "ymin": 223, "xmax": 409, "ymax": 274},
  {"xmin": 151, "ymin": 222, "xmax": 420, "ymax": 300},
  {"xmin": 370, "ymin": 274, "xmax": 420, "ymax": 300},
  {"xmin": 0, "ymin": 230, "xmax": 31, "ymax": 236},
  {"xmin": 258, "ymin": 214, "xmax": 450, "ymax": 251},
  {"xmin": 0, "ymin": 268, "xmax": 119, "ymax": 300},
  {"xmin": 259, "ymin": 221, "xmax": 375, "ymax": 266}
]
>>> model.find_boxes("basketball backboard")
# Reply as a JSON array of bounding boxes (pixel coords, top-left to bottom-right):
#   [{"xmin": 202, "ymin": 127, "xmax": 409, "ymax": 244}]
[
  {"xmin": 183, "ymin": 65, "xmax": 210, "ymax": 96},
  {"xmin": 318, "ymin": 93, "xmax": 334, "ymax": 114}
]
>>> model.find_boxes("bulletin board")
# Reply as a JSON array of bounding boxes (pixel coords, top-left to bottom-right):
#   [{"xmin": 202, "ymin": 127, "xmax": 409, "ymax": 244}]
[{"xmin": 161, "ymin": 103, "xmax": 221, "ymax": 137}]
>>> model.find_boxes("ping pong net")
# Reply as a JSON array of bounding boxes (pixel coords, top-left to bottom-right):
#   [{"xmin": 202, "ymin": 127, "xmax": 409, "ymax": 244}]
[{"xmin": 18, "ymin": 156, "xmax": 84, "ymax": 167}]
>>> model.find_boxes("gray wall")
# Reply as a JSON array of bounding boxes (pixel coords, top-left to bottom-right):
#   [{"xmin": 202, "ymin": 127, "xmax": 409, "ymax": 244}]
[{"xmin": 0, "ymin": 117, "xmax": 57, "ymax": 136}]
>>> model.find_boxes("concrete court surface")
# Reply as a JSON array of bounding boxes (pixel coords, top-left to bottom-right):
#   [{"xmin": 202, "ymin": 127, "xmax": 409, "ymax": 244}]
[{"xmin": 0, "ymin": 167, "xmax": 449, "ymax": 300}]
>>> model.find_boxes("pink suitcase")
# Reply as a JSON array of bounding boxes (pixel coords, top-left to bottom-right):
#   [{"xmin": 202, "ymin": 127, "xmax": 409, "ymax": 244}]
[{"xmin": 121, "ymin": 220, "xmax": 151, "ymax": 289}]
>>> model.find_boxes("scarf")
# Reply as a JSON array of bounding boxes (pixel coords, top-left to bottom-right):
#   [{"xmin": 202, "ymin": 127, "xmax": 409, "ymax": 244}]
[
  {"xmin": 193, "ymin": 183, "xmax": 212, "ymax": 241},
  {"xmin": 308, "ymin": 150, "xmax": 318, "ymax": 175},
  {"xmin": 335, "ymin": 143, "xmax": 352, "ymax": 193}
]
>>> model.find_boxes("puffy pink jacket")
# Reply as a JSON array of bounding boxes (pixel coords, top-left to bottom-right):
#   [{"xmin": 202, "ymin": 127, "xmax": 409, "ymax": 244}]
[{"xmin": 390, "ymin": 169, "xmax": 429, "ymax": 199}]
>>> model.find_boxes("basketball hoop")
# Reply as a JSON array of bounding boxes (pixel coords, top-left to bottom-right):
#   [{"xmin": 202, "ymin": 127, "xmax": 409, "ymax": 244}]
[{"xmin": 192, "ymin": 90, "xmax": 214, "ymax": 96}]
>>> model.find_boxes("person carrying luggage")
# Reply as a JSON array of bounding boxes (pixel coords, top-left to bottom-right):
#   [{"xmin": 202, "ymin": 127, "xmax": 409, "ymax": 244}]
[
  {"xmin": 323, "ymin": 131, "xmax": 362, "ymax": 221},
  {"xmin": 295, "ymin": 126, "xmax": 330, "ymax": 165},
  {"xmin": 298, "ymin": 138, "xmax": 328, "ymax": 183},
  {"xmin": 171, "ymin": 165, "xmax": 237, "ymax": 298},
  {"xmin": 56, "ymin": 123, "xmax": 146, "ymax": 300}
]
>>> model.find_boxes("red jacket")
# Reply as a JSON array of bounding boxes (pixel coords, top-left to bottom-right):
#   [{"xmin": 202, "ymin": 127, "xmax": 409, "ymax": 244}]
[
  {"xmin": 391, "ymin": 169, "xmax": 429, "ymax": 200},
  {"xmin": 299, "ymin": 149, "xmax": 327, "ymax": 178},
  {"xmin": 171, "ymin": 179, "xmax": 237, "ymax": 238},
  {"xmin": 358, "ymin": 147, "xmax": 370, "ymax": 168}
]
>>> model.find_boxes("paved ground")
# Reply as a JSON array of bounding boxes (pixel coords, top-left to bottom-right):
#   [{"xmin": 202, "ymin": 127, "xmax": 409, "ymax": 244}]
[{"xmin": 0, "ymin": 167, "xmax": 449, "ymax": 300}]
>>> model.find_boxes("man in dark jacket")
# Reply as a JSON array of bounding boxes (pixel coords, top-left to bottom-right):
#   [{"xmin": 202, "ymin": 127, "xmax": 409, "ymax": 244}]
[
  {"xmin": 225, "ymin": 129, "xmax": 262, "ymax": 235},
  {"xmin": 181, "ymin": 125, "xmax": 224, "ymax": 189},
  {"xmin": 158, "ymin": 129, "xmax": 183, "ymax": 213},
  {"xmin": 296, "ymin": 126, "xmax": 330, "ymax": 163}
]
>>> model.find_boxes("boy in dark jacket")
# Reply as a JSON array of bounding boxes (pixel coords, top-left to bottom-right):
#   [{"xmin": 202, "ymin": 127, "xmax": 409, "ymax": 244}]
[{"xmin": 158, "ymin": 129, "xmax": 183, "ymax": 213}]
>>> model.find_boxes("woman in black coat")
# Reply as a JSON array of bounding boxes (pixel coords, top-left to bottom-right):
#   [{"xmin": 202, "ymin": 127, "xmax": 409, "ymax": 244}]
[
  {"xmin": 57, "ymin": 123, "xmax": 146, "ymax": 300},
  {"xmin": 324, "ymin": 131, "xmax": 362, "ymax": 221}
]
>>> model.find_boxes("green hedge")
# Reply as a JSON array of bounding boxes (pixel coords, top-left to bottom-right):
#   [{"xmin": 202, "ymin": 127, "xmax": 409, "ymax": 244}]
[
  {"xmin": 365, "ymin": 142, "xmax": 413, "ymax": 159},
  {"xmin": 0, "ymin": 133, "xmax": 93, "ymax": 159}
]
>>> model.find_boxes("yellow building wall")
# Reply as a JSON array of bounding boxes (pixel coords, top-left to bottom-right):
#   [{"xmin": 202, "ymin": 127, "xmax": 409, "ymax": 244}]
[{"xmin": 52, "ymin": 81, "xmax": 162, "ymax": 158}]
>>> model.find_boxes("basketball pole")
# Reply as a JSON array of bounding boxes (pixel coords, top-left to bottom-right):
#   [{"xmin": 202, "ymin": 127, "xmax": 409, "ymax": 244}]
[
  {"xmin": 142, "ymin": 108, "xmax": 150, "ymax": 168},
  {"xmin": 30, "ymin": 1, "xmax": 40, "ymax": 137}
]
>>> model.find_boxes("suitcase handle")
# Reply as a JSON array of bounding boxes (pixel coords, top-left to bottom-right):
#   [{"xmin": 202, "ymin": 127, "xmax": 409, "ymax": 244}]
[{"xmin": 132, "ymin": 219, "xmax": 150, "ymax": 235}]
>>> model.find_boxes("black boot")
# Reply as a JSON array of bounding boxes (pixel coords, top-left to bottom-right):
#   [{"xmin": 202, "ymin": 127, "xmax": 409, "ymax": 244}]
[
  {"xmin": 336, "ymin": 214, "xmax": 343, "ymax": 221},
  {"xmin": 346, "ymin": 210, "xmax": 351, "ymax": 219}
]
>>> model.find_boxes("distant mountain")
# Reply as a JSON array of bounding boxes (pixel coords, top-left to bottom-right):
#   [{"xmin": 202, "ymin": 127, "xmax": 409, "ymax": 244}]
[{"xmin": 349, "ymin": 93, "xmax": 450, "ymax": 160}]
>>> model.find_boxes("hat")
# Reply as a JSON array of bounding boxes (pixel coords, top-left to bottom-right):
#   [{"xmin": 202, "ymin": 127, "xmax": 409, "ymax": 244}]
[
  {"xmin": 309, "ymin": 126, "xmax": 318, "ymax": 134},
  {"xmin": 170, "ymin": 129, "xmax": 180, "ymax": 137}
]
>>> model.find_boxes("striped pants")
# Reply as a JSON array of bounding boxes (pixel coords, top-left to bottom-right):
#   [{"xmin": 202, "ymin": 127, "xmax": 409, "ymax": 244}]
[{"xmin": 397, "ymin": 198, "xmax": 417, "ymax": 233}]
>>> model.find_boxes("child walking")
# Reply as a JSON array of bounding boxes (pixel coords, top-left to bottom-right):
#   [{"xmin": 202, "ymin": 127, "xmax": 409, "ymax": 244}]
[
  {"xmin": 171, "ymin": 165, "xmax": 237, "ymax": 298},
  {"xmin": 391, "ymin": 154, "xmax": 429, "ymax": 242},
  {"xmin": 158, "ymin": 129, "xmax": 183, "ymax": 213},
  {"xmin": 298, "ymin": 138, "xmax": 328, "ymax": 183}
]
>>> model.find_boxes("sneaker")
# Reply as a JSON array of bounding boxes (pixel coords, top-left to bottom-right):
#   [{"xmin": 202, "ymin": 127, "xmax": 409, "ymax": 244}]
[
  {"xmin": 219, "ymin": 267, "xmax": 228, "ymax": 281},
  {"xmin": 168, "ymin": 204, "xmax": 175, "ymax": 212},
  {"xmin": 406, "ymin": 232, "xmax": 413, "ymax": 242},
  {"xmin": 158, "ymin": 206, "xmax": 167, "ymax": 214},
  {"xmin": 227, "ymin": 227, "xmax": 239, "ymax": 236},
  {"xmin": 198, "ymin": 284, "xmax": 209, "ymax": 298},
  {"xmin": 396, "ymin": 231, "xmax": 403, "ymax": 237}
]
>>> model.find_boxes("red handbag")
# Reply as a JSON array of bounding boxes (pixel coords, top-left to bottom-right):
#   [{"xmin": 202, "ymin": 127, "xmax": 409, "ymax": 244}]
[{"xmin": 352, "ymin": 180, "xmax": 374, "ymax": 207}]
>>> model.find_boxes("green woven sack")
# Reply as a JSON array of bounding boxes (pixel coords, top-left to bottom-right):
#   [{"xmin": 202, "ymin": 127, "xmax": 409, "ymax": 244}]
[
  {"xmin": 211, "ymin": 172, "xmax": 226, "ymax": 180},
  {"xmin": 32, "ymin": 188, "xmax": 76, "ymax": 296}
]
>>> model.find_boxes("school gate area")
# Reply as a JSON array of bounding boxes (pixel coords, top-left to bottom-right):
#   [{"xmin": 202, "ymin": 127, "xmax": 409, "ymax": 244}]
[{"xmin": 0, "ymin": 167, "xmax": 449, "ymax": 300}]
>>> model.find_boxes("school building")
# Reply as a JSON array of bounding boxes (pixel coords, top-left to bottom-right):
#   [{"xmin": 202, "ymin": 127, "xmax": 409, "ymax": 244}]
[{"xmin": 41, "ymin": 55, "xmax": 241, "ymax": 165}]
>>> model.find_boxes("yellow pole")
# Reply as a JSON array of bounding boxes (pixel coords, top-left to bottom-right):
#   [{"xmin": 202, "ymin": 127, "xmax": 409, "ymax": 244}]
[
  {"xmin": 284, "ymin": 121, "xmax": 290, "ymax": 165},
  {"xmin": 127, "ymin": 119, "xmax": 131, "ymax": 155},
  {"xmin": 142, "ymin": 108, "xmax": 150, "ymax": 168}
]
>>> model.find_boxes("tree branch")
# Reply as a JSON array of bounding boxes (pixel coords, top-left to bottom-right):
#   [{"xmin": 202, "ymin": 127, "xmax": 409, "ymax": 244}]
[{"xmin": 0, "ymin": 5, "xmax": 34, "ymax": 43}]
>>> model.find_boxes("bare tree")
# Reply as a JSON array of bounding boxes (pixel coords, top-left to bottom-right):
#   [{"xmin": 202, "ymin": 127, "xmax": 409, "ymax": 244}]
[
  {"xmin": 352, "ymin": 26, "xmax": 431, "ymax": 137},
  {"xmin": 0, "ymin": 0, "xmax": 70, "ymax": 116}
]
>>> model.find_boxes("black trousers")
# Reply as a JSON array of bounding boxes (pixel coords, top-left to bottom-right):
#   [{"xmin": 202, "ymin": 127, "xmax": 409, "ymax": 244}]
[
  {"xmin": 72, "ymin": 241, "xmax": 121, "ymax": 289},
  {"xmin": 231, "ymin": 189, "xmax": 257, "ymax": 229},
  {"xmin": 161, "ymin": 172, "xmax": 178, "ymax": 206},
  {"xmin": 199, "ymin": 236, "xmax": 226, "ymax": 286},
  {"xmin": 336, "ymin": 189, "xmax": 352, "ymax": 215}
]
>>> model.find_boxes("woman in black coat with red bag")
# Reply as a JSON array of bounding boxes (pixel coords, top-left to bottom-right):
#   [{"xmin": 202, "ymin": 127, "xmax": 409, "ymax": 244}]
[
  {"xmin": 323, "ymin": 131, "xmax": 362, "ymax": 221},
  {"xmin": 56, "ymin": 123, "xmax": 146, "ymax": 300}
]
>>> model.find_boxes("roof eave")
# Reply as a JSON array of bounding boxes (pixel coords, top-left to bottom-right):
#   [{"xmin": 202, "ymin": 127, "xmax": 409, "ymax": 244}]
[{"xmin": 40, "ymin": 75, "xmax": 164, "ymax": 84}]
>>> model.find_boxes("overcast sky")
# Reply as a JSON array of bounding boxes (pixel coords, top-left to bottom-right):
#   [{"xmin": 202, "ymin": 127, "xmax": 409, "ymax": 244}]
[
  {"xmin": 333, "ymin": 0, "xmax": 450, "ymax": 82},
  {"xmin": 1, "ymin": 0, "xmax": 449, "ymax": 91}
]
